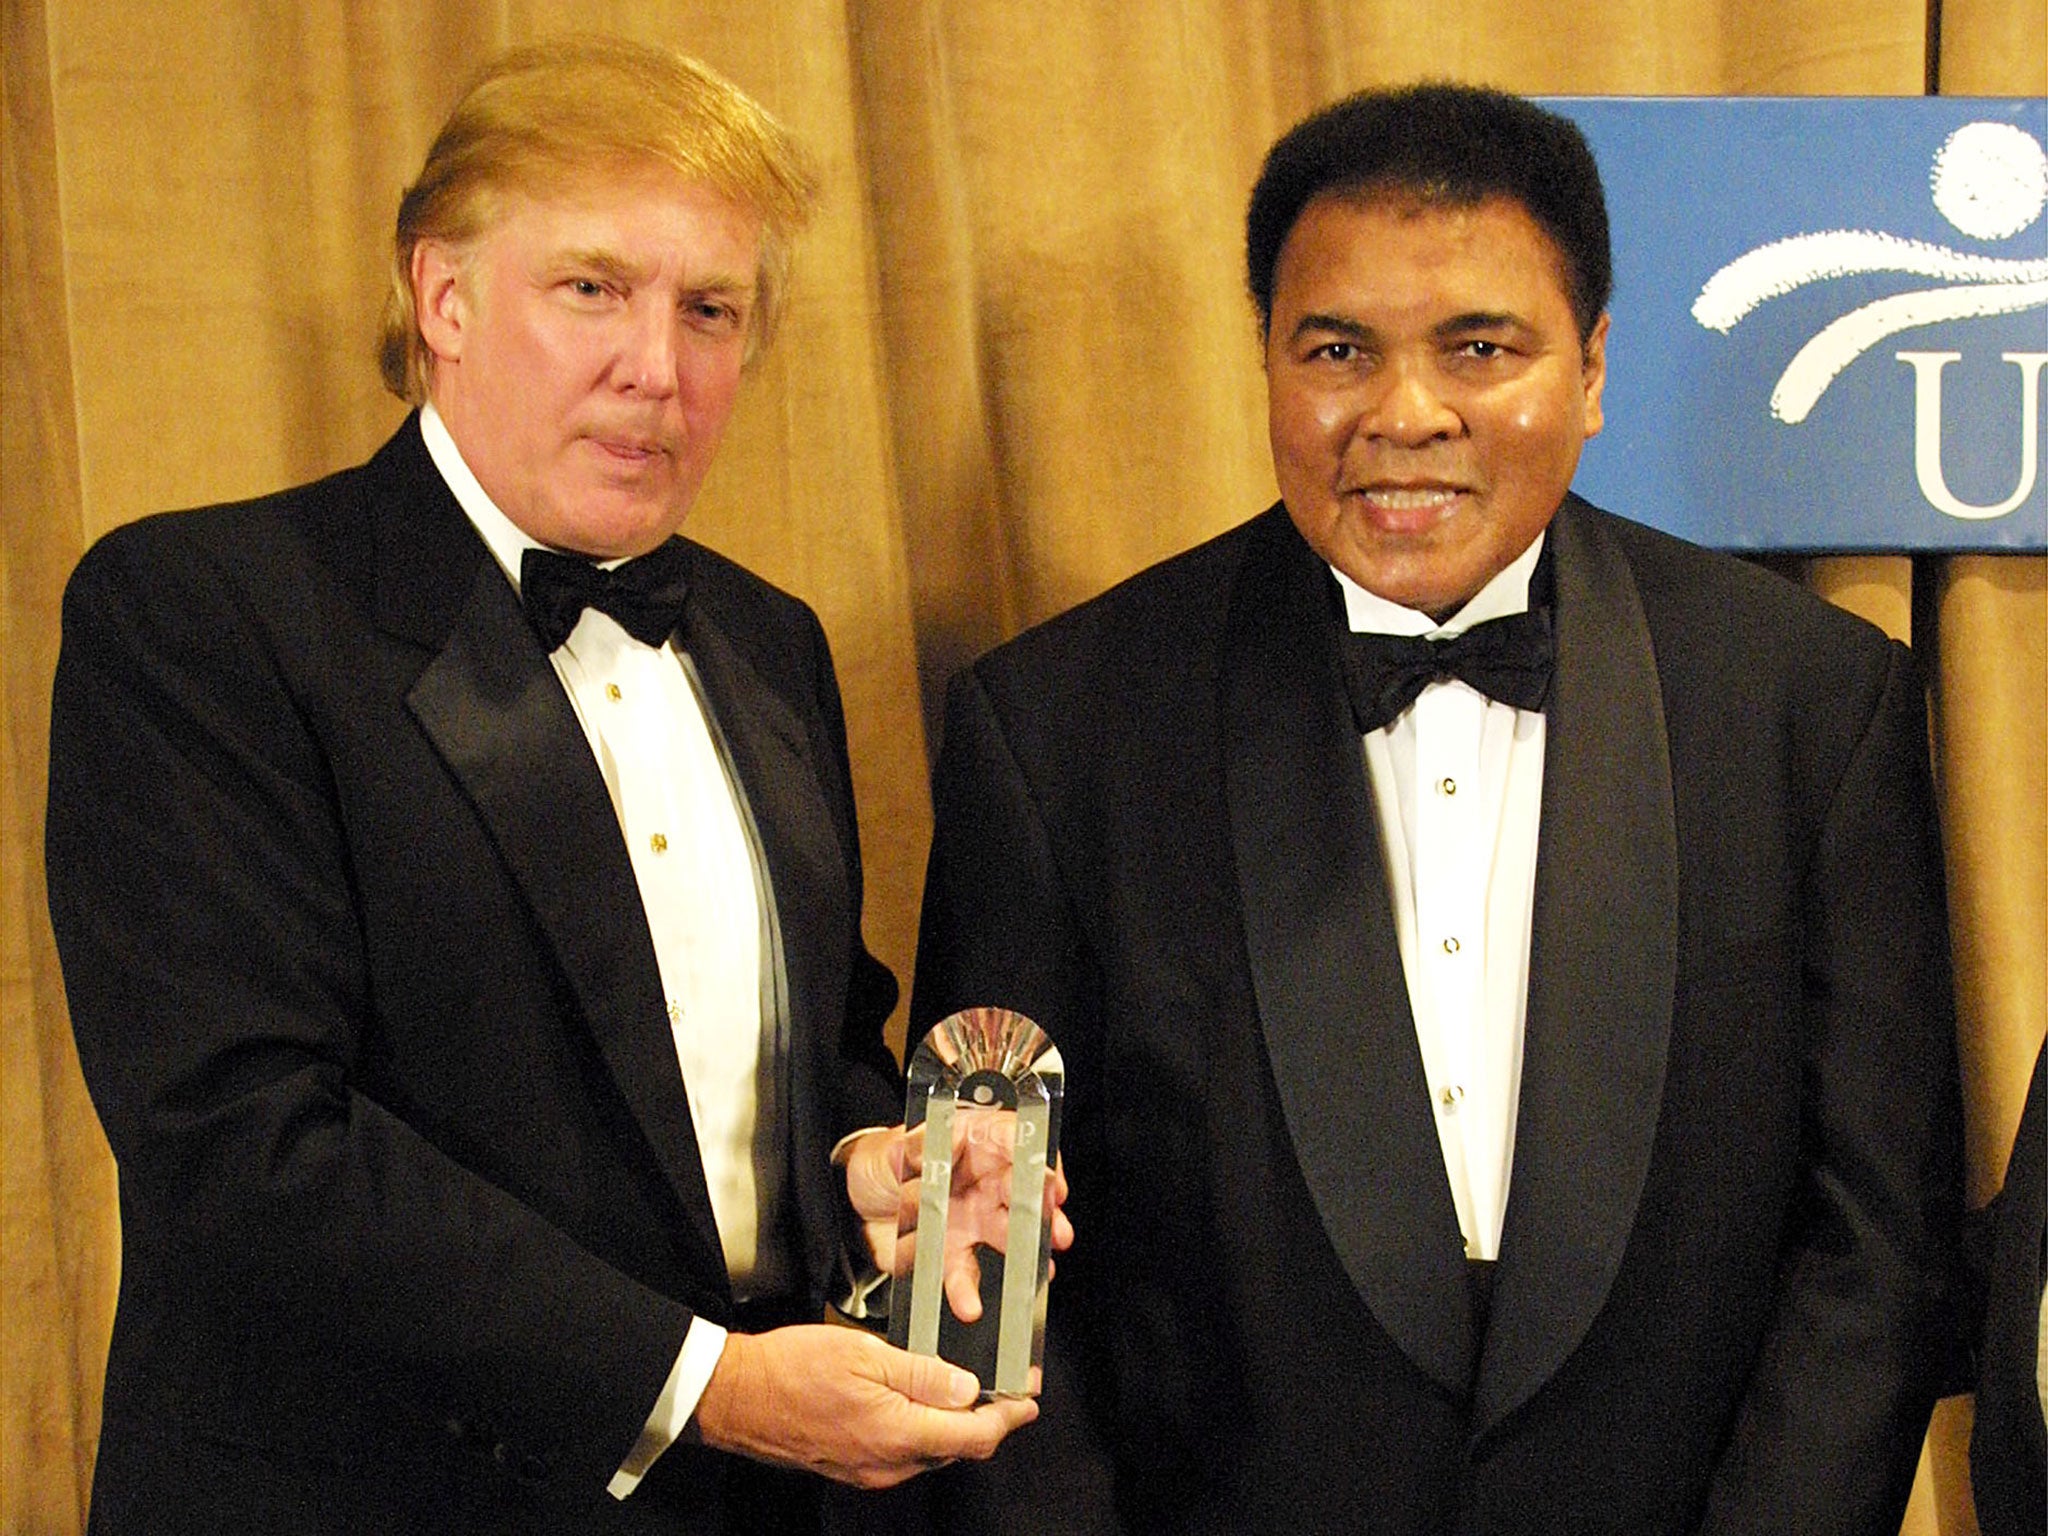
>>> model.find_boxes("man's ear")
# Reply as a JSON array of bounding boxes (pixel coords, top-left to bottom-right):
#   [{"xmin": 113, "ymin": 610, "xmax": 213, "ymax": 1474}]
[
  {"xmin": 413, "ymin": 241, "xmax": 470, "ymax": 366},
  {"xmin": 1580, "ymin": 311, "xmax": 1611, "ymax": 440}
]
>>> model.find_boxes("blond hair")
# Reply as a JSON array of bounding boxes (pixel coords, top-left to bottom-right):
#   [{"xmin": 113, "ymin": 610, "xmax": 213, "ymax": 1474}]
[{"xmin": 378, "ymin": 36, "xmax": 818, "ymax": 402}]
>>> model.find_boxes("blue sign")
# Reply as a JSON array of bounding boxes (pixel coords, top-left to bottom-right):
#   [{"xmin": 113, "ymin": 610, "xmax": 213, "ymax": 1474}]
[{"xmin": 1548, "ymin": 97, "xmax": 2046, "ymax": 552}]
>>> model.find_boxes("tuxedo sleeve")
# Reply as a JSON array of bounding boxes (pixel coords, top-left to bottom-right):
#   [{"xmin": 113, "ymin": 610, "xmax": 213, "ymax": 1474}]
[
  {"xmin": 1699, "ymin": 638, "xmax": 1965, "ymax": 1535},
  {"xmin": 909, "ymin": 668, "xmax": 1126, "ymax": 1535},
  {"xmin": 45, "ymin": 523, "xmax": 694, "ymax": 1494}
]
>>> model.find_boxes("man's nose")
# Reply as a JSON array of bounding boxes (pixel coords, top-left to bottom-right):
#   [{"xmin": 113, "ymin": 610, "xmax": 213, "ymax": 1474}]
[
  {"xmin": 618, "ymin": 307, "xmax": 679, "ymax": 396},
  {"xmin": 1360, "ymin": 359, "xmax": 1460, "ymax": 445}
]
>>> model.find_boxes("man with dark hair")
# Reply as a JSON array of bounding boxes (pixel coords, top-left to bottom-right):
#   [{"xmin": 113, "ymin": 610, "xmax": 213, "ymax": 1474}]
[
  {"xmin": 46, "ymin": 37, "xmax": 1031, "ymax": 1535},
  {"xmin": 913, "ymin": 82, "xmax": 1961, "ymax": 1533}
]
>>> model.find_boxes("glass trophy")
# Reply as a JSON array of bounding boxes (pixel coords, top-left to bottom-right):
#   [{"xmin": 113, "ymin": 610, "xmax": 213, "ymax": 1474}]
[{"xmin": 890, "ymin": 1007, "xmax": 1062, "ymax": 1398}]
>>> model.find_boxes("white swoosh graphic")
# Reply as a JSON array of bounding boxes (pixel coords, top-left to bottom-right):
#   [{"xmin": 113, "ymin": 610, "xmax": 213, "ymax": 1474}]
[
  {"xmin": 1694, "ymin": 230, "xmax": 2048, "ymax": 331},
  {"xmin": 1770, "ymin": 278, "xmax": 2048, "ymax": 422}
]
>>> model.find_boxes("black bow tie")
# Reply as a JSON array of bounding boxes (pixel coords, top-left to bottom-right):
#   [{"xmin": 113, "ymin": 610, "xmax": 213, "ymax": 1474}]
[
  {"xmin": 520, "ymin": 540, "xmax": 690, "ymax": 651},
  {"xmin": 1340, "ymin": 608, "xmax": 1554, "ymax": 734}
]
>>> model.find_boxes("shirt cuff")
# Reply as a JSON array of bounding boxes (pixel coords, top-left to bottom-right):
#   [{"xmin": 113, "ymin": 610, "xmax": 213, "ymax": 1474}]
[
  {"xmin": 606, "ymin": 1315, "xmax": 729, "ymax": 1500},
  {"xmin": 829, "ymin": 1124, "xmax": 891, "ymax": 1166}
]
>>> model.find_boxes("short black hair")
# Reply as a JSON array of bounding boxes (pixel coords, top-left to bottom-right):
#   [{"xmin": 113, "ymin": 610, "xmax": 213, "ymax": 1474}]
[{"xmin": 1246, "ymin": 82, "xmax": 1611, "ymax": 341}]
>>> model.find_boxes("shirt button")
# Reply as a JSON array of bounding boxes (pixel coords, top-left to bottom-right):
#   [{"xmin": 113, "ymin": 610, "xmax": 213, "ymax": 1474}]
[
  {"xmin": 606, "ymin": 683, "xmax": 623, "ymax": 701},
  {"xmin": 1440, "ymin": 1085, "xmax": 1464, "ymax": 1108},
  {"xmin": 1438, "ymin": 777, "xmax": 1457, "ymax": 796},
  {"xmin": 668, "ymin": 1000, "xmax": 682, "ymax": 1025},
  {"xmin": 650, "ymin": 833, "xmax": 668, "ymax": 854},
  {"xmin": 1442, "ymin": 935, "xmax": 1461, "ymax": 955}
]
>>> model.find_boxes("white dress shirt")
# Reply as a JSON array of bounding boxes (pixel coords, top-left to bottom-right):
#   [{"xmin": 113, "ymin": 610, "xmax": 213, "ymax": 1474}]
[
  {"xmin": 1334, "ymin": 533, "xmax": 1548, "ymax": 1261},
  {"xmin": 420, "ymin": 404, "xmax": 777, "ymax": 1496}
]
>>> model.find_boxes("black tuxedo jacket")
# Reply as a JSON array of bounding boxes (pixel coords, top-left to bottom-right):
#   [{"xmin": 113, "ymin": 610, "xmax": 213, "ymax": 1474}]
[
  {"xmin": 45, "ymin": 418, "xmax": 901, "ymax": 1533},
  {"xmin": 911, "ymin": 499, "xmax": 1962, "ymax": 1535},
  {"xmin": 1971, "ymin": 1040, "xmax": 2046, "ymax": 1536}
]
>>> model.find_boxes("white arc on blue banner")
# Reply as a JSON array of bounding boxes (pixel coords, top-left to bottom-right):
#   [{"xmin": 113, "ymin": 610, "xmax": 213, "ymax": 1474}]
[{"xmin": 1694, "ymin": 123, "xmax": 2048, "ymax": 425}]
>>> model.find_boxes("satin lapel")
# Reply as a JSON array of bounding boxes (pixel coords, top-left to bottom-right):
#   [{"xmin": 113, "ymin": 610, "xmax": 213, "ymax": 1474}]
[
  {"xmin": 680, "ymin": 595, "xmax": 851, "ymax": 1297},
  {"xmin": 387, "ymin": 469, "xmax": 728, "ymax": 1287},
  {"xmin": 1223, "ymin": 509, "xmax": 1475, "ymax": 1396},
  {"xmin": 1473, "ymin": 499, "xmax": 1678, "ymax": 1435}
]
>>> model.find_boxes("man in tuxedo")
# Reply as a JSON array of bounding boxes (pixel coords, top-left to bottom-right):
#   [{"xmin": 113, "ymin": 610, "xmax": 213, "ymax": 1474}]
[
  {"xmin": 45, "ymin": 36, "xmax": 1031, "ymax": 1534},
  {"xmin": 912, "ymin": 83, "xmax": 1962, "ymax": 1533}
]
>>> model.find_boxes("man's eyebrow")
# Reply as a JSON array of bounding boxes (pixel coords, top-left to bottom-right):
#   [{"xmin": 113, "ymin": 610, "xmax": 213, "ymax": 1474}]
[
  {"xmin": 1433, "ymin": 309, "xmax": 1531, "ymax": 337},
  {"xmin": 553, "ymin": 248, "xmax": 645, "ymax": 284},
  {"xmin": 684, "ymin": 274, "xmax": 757, "ymax": 298},
  {"xmin": 1288, "ymin": 311, "xmax": 1375, "ymax": 345}
]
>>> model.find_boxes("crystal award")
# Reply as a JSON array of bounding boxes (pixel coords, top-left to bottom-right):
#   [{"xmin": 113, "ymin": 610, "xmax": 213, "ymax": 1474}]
[{"xmin": 890, "ymin": 1007, "xmax": 1062, "ymax": 1398}]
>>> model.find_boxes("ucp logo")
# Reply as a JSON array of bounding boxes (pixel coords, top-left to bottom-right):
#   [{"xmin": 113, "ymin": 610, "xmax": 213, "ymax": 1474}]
[{"xmin": 1551, "ymin": 98, "xmax": 2046, "ymax": 553}]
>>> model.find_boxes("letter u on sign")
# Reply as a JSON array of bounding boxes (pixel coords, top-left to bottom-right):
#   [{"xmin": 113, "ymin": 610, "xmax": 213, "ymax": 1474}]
[{"xmin": 1896, "ymin": 350, "xmax": 2047, "ymax": 520}]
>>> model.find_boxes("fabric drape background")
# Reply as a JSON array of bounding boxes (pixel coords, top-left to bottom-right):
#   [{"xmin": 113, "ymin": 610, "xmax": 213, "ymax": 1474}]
[{"xmin": 3, "ymin": 1, "xmax": 2040, "ymax": 1529}]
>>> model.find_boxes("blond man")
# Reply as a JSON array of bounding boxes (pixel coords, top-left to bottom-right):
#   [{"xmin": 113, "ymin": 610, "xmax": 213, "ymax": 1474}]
[{"xmin": 47, "ymin": 37, "xmax": 1030, "ymax": 1534}]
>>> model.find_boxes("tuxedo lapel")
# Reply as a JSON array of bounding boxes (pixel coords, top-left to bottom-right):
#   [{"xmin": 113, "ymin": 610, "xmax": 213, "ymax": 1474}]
[
  {"xmin": 1474, "ymin": 498, "xmax": 1678, "ymax": 1435},
  {"xmin": 1223, "ymin": 508, "xmax": 1477, "ymax": 1396},
  {"xmin": 680, "ymin": 585, "xmax": 852, "ymax": 1297},
  {"xmin": 370, "ymin": 423, "xmax": 729, "ymax": 1290}
]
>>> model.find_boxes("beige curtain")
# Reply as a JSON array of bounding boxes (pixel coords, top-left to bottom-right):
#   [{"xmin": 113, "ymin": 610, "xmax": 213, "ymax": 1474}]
[{"xmin": 4, "ymin": 0, "xmax": 2040, "ymax": 1529}]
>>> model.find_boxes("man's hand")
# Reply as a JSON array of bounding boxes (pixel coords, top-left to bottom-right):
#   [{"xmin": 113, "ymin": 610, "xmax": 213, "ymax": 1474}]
[
  {"xmin": 690, "ymin": 1324, "xmax": 1037, "ymax": 1488},
  {"xmin": 843, "ymin": 1123, "xmax": 1073, "ymax": 1322}
]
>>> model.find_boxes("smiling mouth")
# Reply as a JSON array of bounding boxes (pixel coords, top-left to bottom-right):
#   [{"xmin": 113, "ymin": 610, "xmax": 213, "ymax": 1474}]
[
  {"xmin": 1359, "ymin": 485, "xmax": 1464, "ymax": 509},
  {"xmin": 1346, "ymin": 482, "xmax": 1475, "ymax": 533}
]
